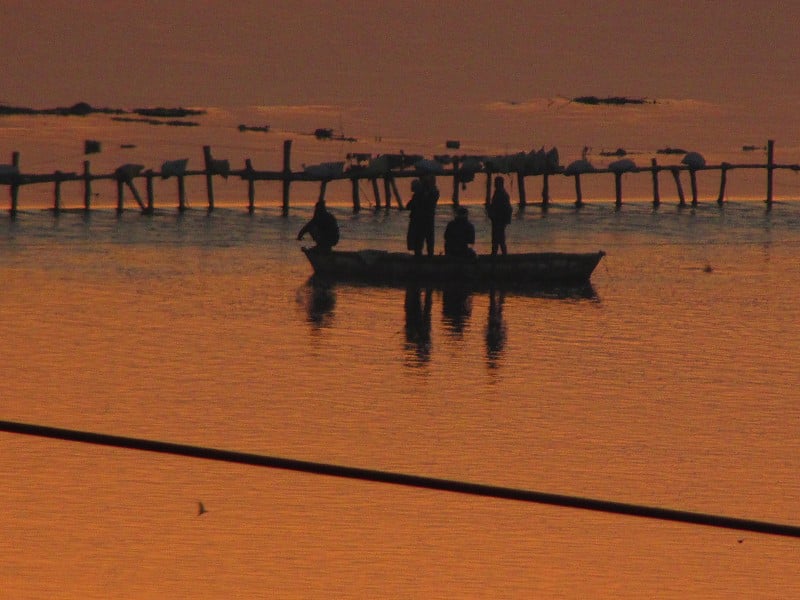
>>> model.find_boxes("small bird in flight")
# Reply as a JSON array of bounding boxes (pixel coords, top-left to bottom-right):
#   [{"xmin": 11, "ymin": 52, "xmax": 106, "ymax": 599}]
[{"xmin": 197, "ymin": 501, "xmax": 208, "ymax": 516}]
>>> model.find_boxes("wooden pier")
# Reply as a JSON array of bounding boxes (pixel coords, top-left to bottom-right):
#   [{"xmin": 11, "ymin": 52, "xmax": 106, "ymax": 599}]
[{"xmin": 1, "ymin": 139, "xmax": 797, "ymax": 217}]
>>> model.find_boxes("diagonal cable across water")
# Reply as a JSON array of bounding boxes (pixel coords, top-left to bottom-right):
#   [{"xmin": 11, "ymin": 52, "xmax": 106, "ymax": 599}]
[{"xmin": 2, "ymin": 419, "xmax": 800, "ymax": 538}]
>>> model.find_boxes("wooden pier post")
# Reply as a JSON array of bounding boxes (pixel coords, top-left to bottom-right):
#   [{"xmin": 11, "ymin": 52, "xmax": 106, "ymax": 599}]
[
  {"xmin": 10, "ymin": 152, "xmax": 19, "ymax": 216},
  {"xmin": 541, "ymin": 173, "xmax": 550, "ymax": 207},
  {"xmin": 203, "ymin": 145, "xmax": 215, "ymax": 212},
  {"xmin": 574, "ymin": 175, "xmax": 583, "ymax": 208},
  {"xmin": 671, "ymin": 168, "xmax": 686, "ymax": 206},
  {"xmin": 123, "ymin": 177, "xmax": 145, "ymax": 211},
  {"xmin": 53, "ymin": 171, "xmax": 62, "ymax": 213},
  {"xmin": 351, "ymin": 177, "xmax": 361, "ymax": 212},
  {"xmin": 651, "ymin": 158, "xmax": 660, "ymax": 207},
  {"xmin": 177, "ymin": 176, "xmax": 187, "ymax": 212},
  {"xmin": 451, "ymin": 158, "xmax": 460, "ymax": 206},
  {"xmin": 517, "ymin": 173, "xmax": 527, "ymax": 208},
  {"xmin": 689, "ymin": 169, "xmax": 699, "ymax": 206},
  {"xmin": 245, "ymin": 159, "xmax": 255, "ymax": 213},
  {"xmin": 766, "ymin": 139, "xmax": 775, "ymax": 207},
  {"xmin": 614, "ymin": 172, "xmax": 623, "ymax": 208},
  {"xmin": 116, "ymin": 178, "xmax": 125, "ymax": 213},
  {"xmin": 390, "ymin": 177, "xmax": 403, "ymax": 209},
  {"xmin": 717, "ymin": 164, "xmax": 729, "ymax": 205},
  {"xmin": 383, "ymin": 176, "xmax": 392, "ymax": 209},
  {"xmin": 145, "ymin": 170, "xmax": 155, "ymax": 214},
  {"xmin": 371, "ymin": 178, "xmax": 381, "ymax": 208},
  {"xmin": 83, "ymin": 160, "xmax": 92, "ymax": 211},
  {"xmin": 282, "ymin": 140, "xmax": 292, "ymax": 216}
]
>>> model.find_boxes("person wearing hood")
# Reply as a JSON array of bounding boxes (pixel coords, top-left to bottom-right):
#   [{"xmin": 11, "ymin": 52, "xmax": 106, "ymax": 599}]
[
  {"xmin": 297, "ymin": 199, "xmax": 340, "ymax": 252},
  {"xmin": 444, "ymin": 206, "xmax": 476, "ymax": 258}
]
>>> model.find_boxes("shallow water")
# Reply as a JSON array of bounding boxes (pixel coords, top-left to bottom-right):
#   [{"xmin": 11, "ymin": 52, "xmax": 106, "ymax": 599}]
[{"xmin": 2, "ymin": 199, "xmax": 800, "ymax": 598}]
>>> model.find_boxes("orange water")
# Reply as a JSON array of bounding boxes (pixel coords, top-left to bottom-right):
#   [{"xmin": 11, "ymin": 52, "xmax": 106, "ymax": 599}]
[{"xmin": 2, "ymin": 202, "xmax": 800, "ymax": 598}]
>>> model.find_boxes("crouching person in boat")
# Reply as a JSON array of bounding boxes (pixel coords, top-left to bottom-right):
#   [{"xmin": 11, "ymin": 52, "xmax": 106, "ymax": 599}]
[
  {"xmin": 444, "ymin": 206, "xmax": 476, "ymax": 259},
  {"xmin": 297, "ymin": 199, "xmax": 340, "ymax": 252}
]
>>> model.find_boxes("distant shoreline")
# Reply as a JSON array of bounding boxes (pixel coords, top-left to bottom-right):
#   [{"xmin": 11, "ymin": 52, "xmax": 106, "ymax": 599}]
[{"xmin": 0, "ymin": 102, "xmax": 205, "ymax": 119}]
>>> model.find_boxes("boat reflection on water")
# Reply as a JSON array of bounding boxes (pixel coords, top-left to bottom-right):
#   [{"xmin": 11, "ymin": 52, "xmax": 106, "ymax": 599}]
[{"xmin": 303, "ymin": 276, "xmax": 598, "ymax": 366}]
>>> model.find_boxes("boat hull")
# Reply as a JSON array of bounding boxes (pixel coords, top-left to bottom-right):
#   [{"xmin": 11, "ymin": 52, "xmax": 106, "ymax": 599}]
[{"xmin": 302, "ymin": 248, "xmax": 605, "ymax": 287}]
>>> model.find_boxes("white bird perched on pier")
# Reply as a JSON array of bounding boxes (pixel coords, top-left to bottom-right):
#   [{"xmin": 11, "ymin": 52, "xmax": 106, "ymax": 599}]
[
  {"xmin": 565, "ymin": 159, "xmax": 596, "ymax": 175},
  {"xmin": 303, "ymin": 161, "xmax": 345, "ymax": 179},
  {"xmin": 364, "ymin": 155, "xmax": 389, "ymax": 176},
  {"xmin": 608, "ymin": 158, "xmax": 637, "ymax": 173},
  {"xmin": 161, "ymin": 158, "xmax": 188, "ymax": 179},
  {"xmin": 413, "ymin": 158, "xmax": 445, "ymax": 174},
  {"xmin": 209, "ymin": 158, "xmax": 230, "ymax": 178},
  {"xmin": 114, "ymin": 163, "xmax": 144, "ymax": 180},
  {"xmin": 681, "ymin": 152, "xmax": 706, "ymax": 169}
]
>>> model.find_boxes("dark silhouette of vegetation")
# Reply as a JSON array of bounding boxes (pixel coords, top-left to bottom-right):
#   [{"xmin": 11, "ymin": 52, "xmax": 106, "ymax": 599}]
[
  {"xmin": 657, "ymin": 147, "xmax": 688, "ymax": 155},
  {"xmin": 111, "ymin": 117, "xmax": 200, "ymax": 127},
  {"xmin": 600, "ymin": 148, "xmax": 628, "ymax": 157},
  {"xmin": 133, "ymin": 107, "xmax": 205, "ymax": 118},
  {"xmin": 238, "ymin": 124, "xmax": 271, "ymax": 133},
  {"xmin": 313, "ymin": 127, "xmax": 357, "ymax": 142},
  {"xmin": 0, "ymin": 102, "xmax": 206, "ymax": 120},
  {"xmin": 0, "ymin": 101, "xmax": 123, "ymax": 116},
  {"xmin": 572, "ymin": 96, "xmax": 653, "ymax": 106}
]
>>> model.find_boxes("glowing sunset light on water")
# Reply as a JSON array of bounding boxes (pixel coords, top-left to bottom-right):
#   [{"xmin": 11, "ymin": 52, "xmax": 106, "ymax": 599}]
[{"xmin": 4, "ymin": 3, "xmax": 800, "ymax": 598}]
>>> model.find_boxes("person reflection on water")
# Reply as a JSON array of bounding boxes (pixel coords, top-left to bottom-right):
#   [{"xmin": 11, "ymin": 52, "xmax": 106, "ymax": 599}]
[
  {"xmin": 444, "ymin": 206, "xmax": 476, "ymax": 258},
  {"xmin": 306, "ymin": 278, "xmax": 336, "ymax": 329},
  {"xmin": 442, "ymin": 286, "xmax": 472, "ymax": 337},
  {"xmin": 297, "ymin": 199, "xmax": 340, "ymax": 252},
  {"xmin": 404, "ymin": 285, "xmax": 432, "ymax": 364},
  {"xmin": 485, "ymin": 288, "xmax": 507, "ymax": 367}
]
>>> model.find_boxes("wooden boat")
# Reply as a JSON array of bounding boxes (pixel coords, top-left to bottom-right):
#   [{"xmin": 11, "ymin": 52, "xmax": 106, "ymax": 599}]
[{"xmin": 302, "ymin": 247, "xmax": 605, "ymax": 287}]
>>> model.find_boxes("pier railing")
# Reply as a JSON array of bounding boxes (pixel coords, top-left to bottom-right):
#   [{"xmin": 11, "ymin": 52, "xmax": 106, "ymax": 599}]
[{"xmin": 1, "ymin": 139, "xmax": 796, "ymax": 216}]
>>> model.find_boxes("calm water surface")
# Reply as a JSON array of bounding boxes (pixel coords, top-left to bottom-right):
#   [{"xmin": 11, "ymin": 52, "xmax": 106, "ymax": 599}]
[{"xmin": 2, "ymin": 200, "xmax": 800, "ymax": 599}]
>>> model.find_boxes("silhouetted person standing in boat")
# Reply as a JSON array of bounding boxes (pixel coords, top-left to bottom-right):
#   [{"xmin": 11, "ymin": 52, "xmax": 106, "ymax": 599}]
[
  {"xmin": 444, "ymin": 206, "xmax": 476, "ymax": 258},
  {"xmin": 406, "ymin": 174, "xmax": 439, "ymax": 256},
  {"xmin": 297, "ymin": 199, "xmax": 339, "ymax": 252},
  {"xmin": 487, "ymin": 176, "xmax": 512, "ymax": 255},
  {"xmin": 406, "ymin": 179, "xmax": 425, "ymax": 256}
]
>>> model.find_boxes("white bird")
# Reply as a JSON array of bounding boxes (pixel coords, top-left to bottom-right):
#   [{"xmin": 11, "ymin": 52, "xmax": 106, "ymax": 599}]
[
  {"xmin": 682, "ymin": 151, "xmax": 706, "ymax": 169},
  {"xmin": 565, "ymin": 159, "xmax": 596, "ymax": 175},
  {"xmin": 608, "ymin": 158, "xmax": 637, "ymax": 173}
]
